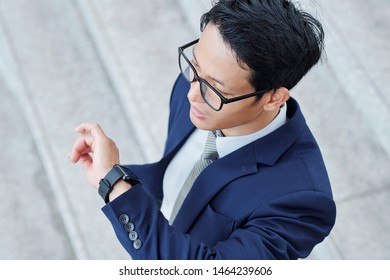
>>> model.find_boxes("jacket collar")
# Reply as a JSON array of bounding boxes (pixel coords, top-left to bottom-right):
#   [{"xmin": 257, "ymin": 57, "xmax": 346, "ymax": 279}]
[{"xmin": 254, "ymin": 98, "xmax": 305, "ymax": 166}]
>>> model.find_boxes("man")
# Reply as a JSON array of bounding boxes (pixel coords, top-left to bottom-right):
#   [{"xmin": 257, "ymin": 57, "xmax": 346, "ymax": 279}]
[{"xmin": 70, "ymin": 0, "xmax": 336, "ymax": 259}]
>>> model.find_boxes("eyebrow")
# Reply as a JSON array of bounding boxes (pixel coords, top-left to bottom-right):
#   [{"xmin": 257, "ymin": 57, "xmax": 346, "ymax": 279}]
[{"xmin": 192, "ymin": 46, "xmax": 226, "ymax": 88}]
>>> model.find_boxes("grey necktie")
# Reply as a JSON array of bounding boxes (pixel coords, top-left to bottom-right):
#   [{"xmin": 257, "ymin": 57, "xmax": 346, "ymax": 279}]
[{"xmin": 169, "ymin": 131, "xmax": 219, "ymax": 224}]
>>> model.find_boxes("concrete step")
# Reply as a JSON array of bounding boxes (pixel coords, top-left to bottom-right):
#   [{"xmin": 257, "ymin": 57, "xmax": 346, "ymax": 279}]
[{"xmin": 0, "ymin": 0, "xmax": 389, "ymax": 259}]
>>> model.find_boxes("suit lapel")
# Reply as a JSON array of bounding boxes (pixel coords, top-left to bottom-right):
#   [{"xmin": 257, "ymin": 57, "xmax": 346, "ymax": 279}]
[{"xmin": 172, "ymin": 143, "xmax": 258, "ymax": 232}]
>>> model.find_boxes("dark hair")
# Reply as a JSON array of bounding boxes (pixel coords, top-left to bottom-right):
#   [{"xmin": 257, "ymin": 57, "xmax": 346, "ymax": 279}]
[{"xmin": 200, "ymin": 0, "xmax": 325, "ymax": 92}]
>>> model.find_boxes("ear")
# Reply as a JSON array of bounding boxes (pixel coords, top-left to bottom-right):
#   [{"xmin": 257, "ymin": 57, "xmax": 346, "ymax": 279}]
[{"xmin": 263, "ymin": 87, "xmax": 290, "ymax": 111}]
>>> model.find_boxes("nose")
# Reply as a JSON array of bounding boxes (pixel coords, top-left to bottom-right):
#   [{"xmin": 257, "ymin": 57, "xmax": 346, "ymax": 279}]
[{"xmin": 187, "ymin": 80, "xmax": 204, "ymax": 103}]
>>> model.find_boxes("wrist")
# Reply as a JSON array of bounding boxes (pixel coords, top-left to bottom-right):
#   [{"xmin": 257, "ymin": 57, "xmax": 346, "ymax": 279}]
[
  {"xmin": 108, "ymin": 180, "xmax": 132, "ymax": 202},
  {"xmin": 98, "ymin": 164, "xmax": 139, "ymax": 203}
]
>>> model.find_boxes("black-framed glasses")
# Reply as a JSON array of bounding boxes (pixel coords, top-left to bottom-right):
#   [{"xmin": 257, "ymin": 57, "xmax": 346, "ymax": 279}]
[{"xmin": 178, "ymin": 39, "xmax": 267, "ymax": 111}]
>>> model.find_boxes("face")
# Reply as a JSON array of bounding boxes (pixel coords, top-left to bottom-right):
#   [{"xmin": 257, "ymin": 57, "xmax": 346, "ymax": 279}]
[{"xmin": 187, "ymin": 23, "xmax": 272, "ymax": 136}]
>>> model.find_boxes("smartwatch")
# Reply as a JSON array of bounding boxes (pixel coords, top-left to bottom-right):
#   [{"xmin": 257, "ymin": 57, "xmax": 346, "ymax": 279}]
[{"xmin": 98, "ymin": 164, "xmax": 139, "ymax": 203}]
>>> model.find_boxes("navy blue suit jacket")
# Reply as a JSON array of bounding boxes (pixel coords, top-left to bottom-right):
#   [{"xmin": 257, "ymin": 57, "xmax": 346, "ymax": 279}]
[{"xmin": 102, "ymin": 74, "xmax": 336, "ymax": 259}]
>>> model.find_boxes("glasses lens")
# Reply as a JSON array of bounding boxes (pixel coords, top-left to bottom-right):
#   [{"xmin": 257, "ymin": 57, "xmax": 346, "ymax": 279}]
[
  {"xmin": 200, "ymin": 81, "xmax": 222, "ymax": 111},
  {"xmin": 179, "ymin": 49, "xmax": 195, "ymax": 83},
  {"xmin": 179, "ymin": 42, "xmax": 222, "ymax": 111}
]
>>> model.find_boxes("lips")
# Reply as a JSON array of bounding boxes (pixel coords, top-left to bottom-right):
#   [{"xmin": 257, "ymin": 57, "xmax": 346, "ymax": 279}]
[{"xmin": 190, "ymin": 105, "xmax": 207, "ymax": 119}]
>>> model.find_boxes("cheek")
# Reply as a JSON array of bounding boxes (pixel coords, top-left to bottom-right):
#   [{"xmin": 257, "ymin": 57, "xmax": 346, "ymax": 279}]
[
  {"xmin": 207, "ymin": 106, "xmax": 244, "ymax": 129},
  {"xmin": 217, "ymin": 101, "xmax": 260, "ymax": 125},
  {"xmin": 189, "ymin": 100, "xmax": 261, "ymax": 131},
  {"xmin": 221, "ymin": 101, "xmax": 252, "ymax": 117}
]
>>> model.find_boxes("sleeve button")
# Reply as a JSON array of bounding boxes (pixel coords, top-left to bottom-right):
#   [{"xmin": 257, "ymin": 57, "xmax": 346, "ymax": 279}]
[
  {"xmin": 123, "ymin": 222, "xmax": 135, "ymax": 232},
  {"xmin": 128, "ymin": 230, "xmax": 138, "ymax": 241},
  {"xmin": 133, "ymin": 239, "xmax": 142, "ymax": 250},
  {"xmin": 118, "ymin": 214, "xmax": 129, "ymax": 225}
]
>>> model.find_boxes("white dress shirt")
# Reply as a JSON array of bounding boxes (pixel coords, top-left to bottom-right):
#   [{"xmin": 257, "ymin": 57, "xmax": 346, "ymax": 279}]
[{"xmin": 161, "ymin": 104, "xmax": 287, "ymax": 221}]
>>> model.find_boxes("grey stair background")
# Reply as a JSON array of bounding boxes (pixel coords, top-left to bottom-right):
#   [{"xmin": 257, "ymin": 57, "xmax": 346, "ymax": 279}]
[{"xmin": 0, "ymin": 0, "xmax": 389, "ymax": 259}]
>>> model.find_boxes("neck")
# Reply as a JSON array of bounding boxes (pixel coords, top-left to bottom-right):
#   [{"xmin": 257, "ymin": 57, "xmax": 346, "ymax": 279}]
[{"xmin": 221, "ymin": 108, "xmax": 280, "ymax": 137}]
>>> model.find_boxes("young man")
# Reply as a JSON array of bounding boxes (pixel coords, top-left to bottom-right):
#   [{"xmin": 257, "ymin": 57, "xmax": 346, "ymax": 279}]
[{"xmin": 70, "ymin": 0, "xmax": 336, "ymax": 259}]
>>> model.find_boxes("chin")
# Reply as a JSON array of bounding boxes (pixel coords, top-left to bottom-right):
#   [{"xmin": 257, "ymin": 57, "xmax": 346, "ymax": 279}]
[{"xmin": 190, "ymin": 114, "xmax": 214, "ymax": 131}]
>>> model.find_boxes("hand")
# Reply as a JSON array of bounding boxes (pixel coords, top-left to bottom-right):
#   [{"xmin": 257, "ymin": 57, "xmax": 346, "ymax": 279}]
[{"xmin": 69, "ymin": 123, "xmax": 120, "ymax": 188}]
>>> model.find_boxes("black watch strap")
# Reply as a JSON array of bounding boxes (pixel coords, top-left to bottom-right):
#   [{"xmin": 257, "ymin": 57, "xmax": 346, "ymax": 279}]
[{"xmin": 98, "ymin": 164, "xmax": 138, "ymax": 203}]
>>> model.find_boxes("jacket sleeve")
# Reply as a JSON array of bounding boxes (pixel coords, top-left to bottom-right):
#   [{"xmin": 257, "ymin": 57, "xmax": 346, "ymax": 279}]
[{"xmin": 101, "ymin": 176, "xmax": 336, "ymax": 260}]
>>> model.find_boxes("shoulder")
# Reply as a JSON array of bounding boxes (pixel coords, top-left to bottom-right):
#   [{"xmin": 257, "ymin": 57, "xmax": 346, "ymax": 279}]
[
  {"xmin": 250, "ymin": 98, "xmax": 332, "ymax": 196},
  {"xmin": 166, "ymin": 74, "xmax": 191, "ymax": 130},
  {"xmin": 169, "ymin": 74, "xmax": 190, "ymax": 110}
]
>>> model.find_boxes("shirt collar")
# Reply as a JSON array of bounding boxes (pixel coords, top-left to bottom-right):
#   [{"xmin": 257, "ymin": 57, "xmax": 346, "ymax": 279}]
[{"xmin": 215, "ymin": 103, "xmax": 288, "ymax": 158}]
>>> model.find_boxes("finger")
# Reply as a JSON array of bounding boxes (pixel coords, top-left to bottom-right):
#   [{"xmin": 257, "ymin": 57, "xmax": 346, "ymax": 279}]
[
  {"xmin": 79, "ymin": 153, "xmax": 93, "ymax": 170},
  {"xmin": 69, "ymin": 135, "xmax": 92, "ymax": 163},
  {"xmin": 75, "ymin": 123, "xmax": 109, "ymax": 150},
  {"xmin": 75, "ymin": 123, "xmax": 89, "ymax": 134},
  {"xmin": 75, "ymin": 122, "xmax": 97, "ymax": 133},
  {"xmin": 89, "ymin": 123, "xmax": 108, "ymax": 140},
  {"xmin": 76, "ymin": 123, "xmax": 107, "ymax": 138}
]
